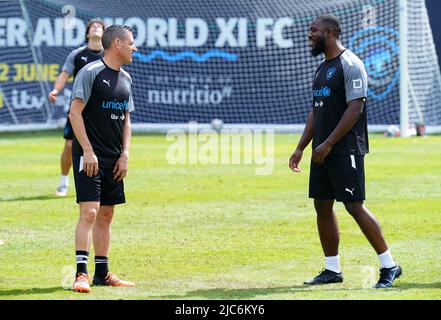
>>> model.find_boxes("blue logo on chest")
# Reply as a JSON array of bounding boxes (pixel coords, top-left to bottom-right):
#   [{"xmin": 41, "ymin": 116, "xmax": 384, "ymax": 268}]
[
  {"xmin": 326, "ymin": 67, "xmax": 336, "ymax": 80},
  {"xmin": 102, "ymin": 100, "xmax": 129, "ymax": 111},
  {"xmin": 313, "ymin": 86, "xmax": 331, "ymax": 97}
]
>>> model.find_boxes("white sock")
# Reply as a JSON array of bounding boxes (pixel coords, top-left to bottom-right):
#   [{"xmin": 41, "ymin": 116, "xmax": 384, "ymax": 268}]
[
  {"xmin": 325, "ymin": 255, "xmax": 341, "ymax": 273},
  {"xmin": 378, "ymin": 249, "xmax": 396, "ymax": 268},
  {"xmin": 59, "ymin": 175, "xmax": 69, "ymax": 187}
]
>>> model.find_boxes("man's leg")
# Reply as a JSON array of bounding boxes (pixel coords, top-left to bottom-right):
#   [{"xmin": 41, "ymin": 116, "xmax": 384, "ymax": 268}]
[
  {"xmin": 61, "ymin": 139, "xmax": 73, "ymax": 176},
  {"xmin": 93, "ymin": 205, "xmax": 114, "ymax": 257},
  {"xmin": 343, "ymin": 201, "xmax": 388, "ymax": 254},
  {"xmin": 344, "ymin": 201, "xmax": 401, "ymax": 288},
  {"xmin": 91, "ymin": 156, "xmax": 134, "ymax": 288},
  {"xmin": 304, "ymin": 199, "xmax": 343, "ymax": 285},
  {"xmin": 75, "ymin": 201, "xmax": 99, "ymax": 268},
  {"xmin": 56, "ymin": 139, "xmax": 72, "ymax": 196},
  {"xmin": 73, "ymin": 201, "xmax": 99, "ymax": 293},
  {"xmin": 91, "ymin": 205, "xmax": 134, "ymax": 287},
  {"xmin": 92, "ymin": 205, "xmax": 114, "ymax": 280},
  {"xmin": 305, "ymin": 157, "xmax": 344, "ymax": 285},
  {"xmin": 315, "ymin": 199, "xmax": 339, "ymax": 257}
]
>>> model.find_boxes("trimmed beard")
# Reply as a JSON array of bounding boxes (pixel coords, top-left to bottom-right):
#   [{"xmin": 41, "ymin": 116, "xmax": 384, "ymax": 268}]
[{"xmin": 310, "ymin": 36, "xmax": 325, "ymax": 57}]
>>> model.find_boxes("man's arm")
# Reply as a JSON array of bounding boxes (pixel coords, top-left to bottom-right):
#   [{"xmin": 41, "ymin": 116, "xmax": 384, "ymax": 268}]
[
  {"xmin": 49, "ymin": 47, "xmax": 80, "ymax": 103},
  {"xmin": 48, "ymin": 71, "xmax": 70, "ymax": 103},
  {"xmin": 69, "ymin": 98, "xmax": 98, "ymax": 177},
  {"xmin": 312, "ymin": 98, "xmax": 364, "ymax": 163},
  {"xmin": 289, "ymin": 110, "xmax": 314, "ymax": 172},
  {"xmin": 113, "ymin": 112, "xmax": 131, "ymax": 182}
]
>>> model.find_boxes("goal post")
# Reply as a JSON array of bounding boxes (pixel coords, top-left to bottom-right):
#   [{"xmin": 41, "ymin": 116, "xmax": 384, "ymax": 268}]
[
  {"xmin": 399, "ymin": 0, "xmax": 441, "ymax": 135},
  {"xmin": 399, "ymin": 0, "xmax": 409, "ymax": 137}
]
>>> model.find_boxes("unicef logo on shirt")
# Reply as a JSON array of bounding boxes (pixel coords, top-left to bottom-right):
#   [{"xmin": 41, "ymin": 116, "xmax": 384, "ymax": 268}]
[
  {"xmin": 313, "ymin": 86, "xmax": 331, "ymax": 97},
  {"xmin": 349, "ymin": 26, "xmax": 399, "ymax": 101},
  {"xmin": 102, "ymin": 100, "xmax": 129, "ymax": 111}
]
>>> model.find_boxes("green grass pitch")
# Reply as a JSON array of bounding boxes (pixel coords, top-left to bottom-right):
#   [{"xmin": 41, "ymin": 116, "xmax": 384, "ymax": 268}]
[{"xmin": 0, "ymin": 131, "xmax": 440, "ymax": 299}]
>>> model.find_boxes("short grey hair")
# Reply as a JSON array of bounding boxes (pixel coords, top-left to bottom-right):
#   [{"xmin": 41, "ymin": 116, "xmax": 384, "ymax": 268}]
[{"xmin": 102, "ymin": 24, "xmax": 133, "ymax": 49}]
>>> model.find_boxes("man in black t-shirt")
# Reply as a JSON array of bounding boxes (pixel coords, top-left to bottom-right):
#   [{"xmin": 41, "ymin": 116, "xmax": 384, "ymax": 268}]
[
  {"xmin": 49, "ymin": 19, "xmax": 105, "ymax": 197},
  {"xmin": 69, "ymin": 24, "xmax": 137, "ymax": 293},
  {"xmin": 289, "ymin": 15, "xmax": 402, "ymax": 288}
]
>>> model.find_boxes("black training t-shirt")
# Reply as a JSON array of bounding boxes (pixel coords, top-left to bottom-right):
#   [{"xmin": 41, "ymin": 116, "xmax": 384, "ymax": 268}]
[
  {"xmin": 61, "ymin": 45, "xmax": 103, "ymax": 78},
  {"xmin": 311, "ymin": 49, "xmax": 369, "ymax": 155},
  {"xmin": 71, "ymin": 59, "xmax": 135, "ymax": 158}
]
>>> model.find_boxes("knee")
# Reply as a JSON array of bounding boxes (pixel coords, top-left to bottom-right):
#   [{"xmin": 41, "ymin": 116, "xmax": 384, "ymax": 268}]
[
  {"xmin": 314, "ymin": 199, "xmax": 333, "ymax": 215},
  {"xmin": 344, "ymin": 201, "xmax": 363, "ymax": 217},
  {"xmin": 80, "ymin": 208, "xmax": 98, "ymax": 225},
  {"xmin": 97, "ymin": 207, "xmax": 114, "ymax": 225},
  {"xmin": 65, "ymin": 140, "xmax": 73, "ymax": 151}
]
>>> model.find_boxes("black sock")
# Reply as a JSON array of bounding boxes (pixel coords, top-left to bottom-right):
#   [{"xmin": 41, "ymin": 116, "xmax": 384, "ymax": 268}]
[
  {"xmin": 94, "ymin": 256, "xmax": 109, "ymax": 279},
  {"xmin": 76, "ymin": 250, "xmax": 89, "ymax": 276}
]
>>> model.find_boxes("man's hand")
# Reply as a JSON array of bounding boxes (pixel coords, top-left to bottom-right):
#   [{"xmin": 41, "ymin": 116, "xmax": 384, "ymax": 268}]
[
  {"xmin": 113, "ymin": 154, "xmax": 128, "ymax": 182},
  {"xmin": 289, "ymin": 149, "xmax": 303, "ymax": 172},
  {"xmin": 48, "ymin": 89, "xmax": 58, "ymax": 103},
  {"xmin": 312, "ymin": 141, "xmax": 333, "ymax": 164},
  {"xmin": 83, "ymin": 149, "xmax": 99, "ymax": 177}
]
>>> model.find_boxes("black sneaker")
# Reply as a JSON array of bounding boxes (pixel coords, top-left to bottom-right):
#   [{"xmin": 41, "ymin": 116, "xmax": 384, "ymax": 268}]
[
  {"xmin": 373, "ymin": 264, "xmax": 402, "ymax": 288},
  {"xmin": 304, "ymin": 269, "xmax": 343, "ymax": 285}
]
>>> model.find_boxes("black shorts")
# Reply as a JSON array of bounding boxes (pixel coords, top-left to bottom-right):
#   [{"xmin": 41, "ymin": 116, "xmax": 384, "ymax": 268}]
[
  {"xmin": 63, "ymin": 118, "xmax": 74, "ymax": 140},
  {"xmin": 72, "ymin": 154, "xmax": 126, "ymax": 205},
  {"xmin": 309, "ymin": 155, "xmax": 365, "ymax": 203}
]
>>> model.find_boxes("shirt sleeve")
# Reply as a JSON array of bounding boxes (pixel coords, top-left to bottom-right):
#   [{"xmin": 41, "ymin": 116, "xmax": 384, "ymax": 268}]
[
  {"xmin": 61, "ymin": 49, "xmax": 78, "ymax": 76},
  {"xmin": 71, "ymin": 67, "xmax": 94, "ymax": 104},
  {"xmin": 342, "ymin": 59, "xmax": 368, "ymax": 102},
  {"xmin": 128, "ymin": 94, "xmax": 135, "ymax": 112},
  {"xmin": 125, "ymin": 74, "xmax": 135, "ymax": 112}
]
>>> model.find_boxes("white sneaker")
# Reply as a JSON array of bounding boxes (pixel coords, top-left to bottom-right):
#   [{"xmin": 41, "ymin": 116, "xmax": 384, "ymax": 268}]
[{"xmin": 56, "ymin": 185, "xmax": 68, "ymax": 196}]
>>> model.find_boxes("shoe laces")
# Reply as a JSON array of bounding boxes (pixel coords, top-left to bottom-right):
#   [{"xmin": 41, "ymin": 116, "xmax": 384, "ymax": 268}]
[
  {"xmin": 315, "ymin": 268, "xmax": 327, "ymax": 277},
  {"xmin": 104, "ymin": 272, "xmax": 120, "ymax": 285},
  {"xmin": 378, "ymin": 268, "xmax": 390, "ymax": 281},
  {"xmin": 76, "ymin": 273, "xmax": 89, "ymax": 283}
]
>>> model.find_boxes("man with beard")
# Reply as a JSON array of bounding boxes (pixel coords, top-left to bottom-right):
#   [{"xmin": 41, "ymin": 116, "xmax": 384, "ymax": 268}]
[{"xmin": 288, "ymin": 15, "xmax": 402, "ymax": 288}]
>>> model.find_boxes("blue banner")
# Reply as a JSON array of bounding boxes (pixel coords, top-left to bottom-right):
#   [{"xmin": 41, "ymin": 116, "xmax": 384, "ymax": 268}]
[{"xmin": 0, "ymin": 0, "xmax": 401, "ymax": 126}]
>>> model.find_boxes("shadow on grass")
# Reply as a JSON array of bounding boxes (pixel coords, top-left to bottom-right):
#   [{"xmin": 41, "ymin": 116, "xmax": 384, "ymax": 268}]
[
  {"xmin": 158, "ymin": 282, "xmax": 441, "ymax": 299},
  {"xmin": 0, "ymin": 286, "xmax": 66, "ymax": 297},
  {"xmin": 158, "ymin": 285, "xmax": 340, "ymax": 299},
  {"xmin": 0, "ymin": 194, "xmax": 74, "ymax": 202},
  {"xmin": 397, "ymin": 282, "xmax": 441, "ymax": 290}
]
